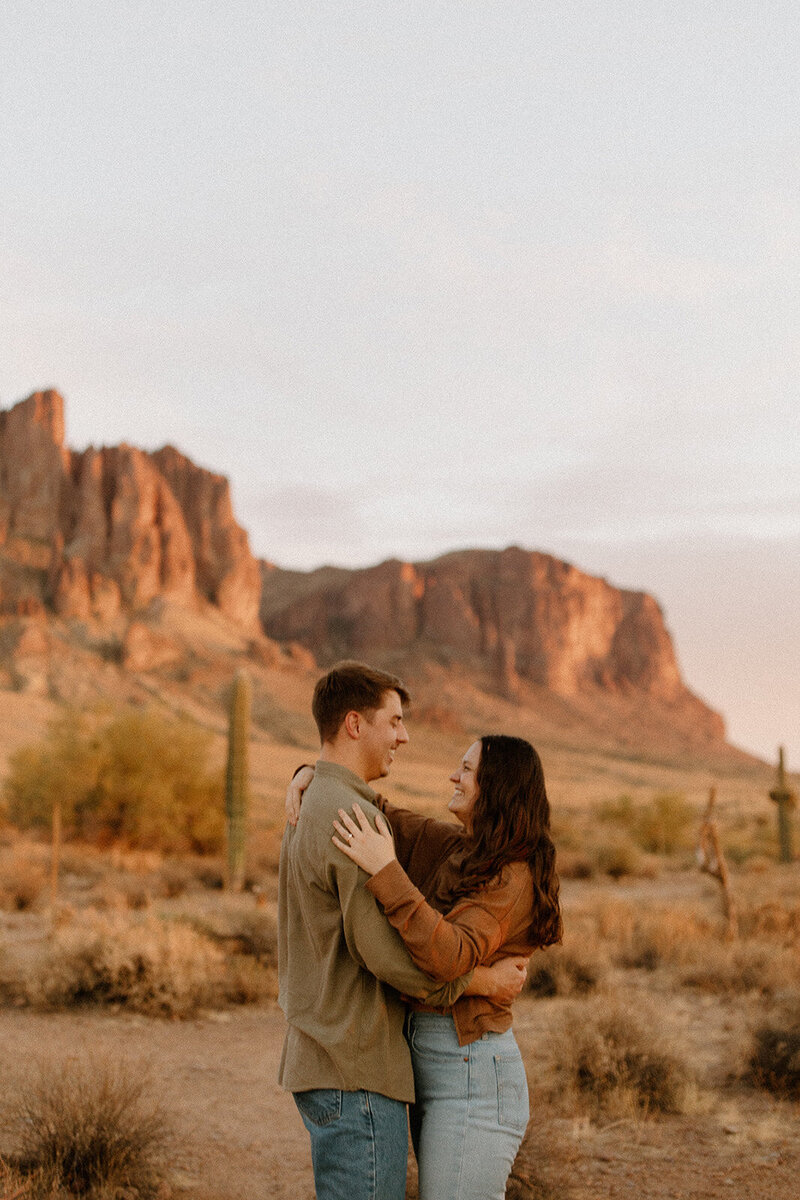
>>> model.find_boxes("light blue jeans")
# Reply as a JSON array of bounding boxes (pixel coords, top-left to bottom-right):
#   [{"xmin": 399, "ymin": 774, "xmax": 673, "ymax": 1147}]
[
  {"xmin": 407, "ymin": 1012, "xmax": 529, "ymax": 1200},
  {"xmin": 293, "ymin": 1088, "xmax": 408, "ymax": 1200}
]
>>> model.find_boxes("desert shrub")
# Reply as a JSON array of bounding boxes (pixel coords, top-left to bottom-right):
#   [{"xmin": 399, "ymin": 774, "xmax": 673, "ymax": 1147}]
[
  {"xmin": 555, "ymin": 850, "xmax": 594, "ymax": 880},
  {"xmin": 156, "ymin": 861, "xmax": 193, "ymax": 899},
  {"xmin": 526, "ymin": 937, "xmax": 606, "ymax": 997},
  {"xmin": 8, "ymin": 1057, "xmax": 168, "ymax": 1197},
  {"xmin": 557, "ymin": 999, "xmax": 694, "ymax": 1117},
  {"xmin": 748, "ymin": 1025, "xmax": 800, "ymax": 1099},
  {"xmin": 592, "ymin": 836, "xmax": 645, "ymax": 879},
  {"xmin": 3, "ymin": 710, "xmax": 99, "ymax": 833},
  {"xmin": 190, "ymin": 906, "xmax": 278, "ymax": 967},
  {"xmin": 223, "ymin": 955, "xmax": 279, "ymax": 1005},
  {"xmin": 0, "ymin": 854, "xmax": 47, "ymax": 911},
  {"xmin": 4, "ymin": 706, "xmax": 223, "ymax": 853},
  {"xmin": 615, "ymin": 908, "xmax": 712, "ymax": 971},
  {"xmin": 739, "ymin": 899, "xmax": 800, "ymax": 945},
  {"xmin": 595, "ymin": 794, "xmax": 637, "ymax": 828},
  {"xmin": 506, "ymin": 1119, "xmax": 578, "ymax": 1200},
  {"xmin": 24, "ymin": 912, "xmax": 226, "ymax": 1017},
  {"xmin": 634, "ymin": 792, "xmax": 694, "ymax": 855},
  {"xmin": 227, "ymin": 909, "xmax": 278, "ymax": 965},
  {"xmin": 680, "ymin": 940, "xmax": 800, "ymax": 996}
]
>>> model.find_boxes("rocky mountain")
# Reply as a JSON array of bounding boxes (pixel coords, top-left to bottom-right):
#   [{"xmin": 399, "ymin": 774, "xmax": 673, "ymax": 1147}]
[
  {"xmin": 0, "ymin": 389, "xmax": 726, "ymax": 750},
  {"xmin": 0, "ymin": 390, "xmax": 261, "ymax": 631},
  {"xmin": 260, "ymin": 549, "xmax": 725, "ymax": 743}
]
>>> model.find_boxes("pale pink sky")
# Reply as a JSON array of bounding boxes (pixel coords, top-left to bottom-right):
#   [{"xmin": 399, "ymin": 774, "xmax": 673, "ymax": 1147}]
[{"xmin": 2, "ymin": 2, "xmax": 798, "ymax": 765}]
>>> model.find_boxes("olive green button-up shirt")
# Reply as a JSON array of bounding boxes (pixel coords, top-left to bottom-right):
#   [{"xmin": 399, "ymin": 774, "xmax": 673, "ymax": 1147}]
[{"xmin": 277, "ymin": 760, "xmax": 471, "ymax": 1103}]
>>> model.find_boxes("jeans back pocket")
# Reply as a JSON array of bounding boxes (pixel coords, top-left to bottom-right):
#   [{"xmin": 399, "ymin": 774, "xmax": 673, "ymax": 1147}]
[
  {"xmin": 493, "ymin": 1055, "xmax": 529, "ymax": 1134},
  {"xmin": 294, "ymin": 1088, "xmax": 343, "ymax": 1128}
]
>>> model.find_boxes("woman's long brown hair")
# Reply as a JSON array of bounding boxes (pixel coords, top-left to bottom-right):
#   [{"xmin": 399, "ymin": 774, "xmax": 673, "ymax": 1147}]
[{"xmin": 443, "ymin": 735, "xmax": 562, "ymax": 948}]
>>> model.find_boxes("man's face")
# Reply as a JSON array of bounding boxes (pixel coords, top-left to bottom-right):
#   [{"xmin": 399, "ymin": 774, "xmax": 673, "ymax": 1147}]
[{"xmin": 358, "ymin": 690, "xmax": 409, "ymax": 781}]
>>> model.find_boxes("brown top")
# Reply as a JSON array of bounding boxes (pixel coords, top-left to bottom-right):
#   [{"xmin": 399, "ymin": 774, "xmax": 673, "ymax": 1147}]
[
  {"xmin": 277, "ymin": 762, "xmax": 472, "ymax": 1102},
  {"xmin": 366, "ymin": 797, "xmax": 536, "ymax": 1046}
]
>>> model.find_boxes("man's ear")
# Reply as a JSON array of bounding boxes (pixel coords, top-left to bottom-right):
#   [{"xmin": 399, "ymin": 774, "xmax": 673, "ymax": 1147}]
[{"xmin": 342, "ymin": 710, "xmax": 361, "ymax": 740}]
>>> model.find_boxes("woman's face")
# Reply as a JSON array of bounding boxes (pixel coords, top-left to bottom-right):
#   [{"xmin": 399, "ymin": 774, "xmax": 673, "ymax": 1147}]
[{"xmin": 448, "ymin": 740, "xmax": 481, "ymax": 830}]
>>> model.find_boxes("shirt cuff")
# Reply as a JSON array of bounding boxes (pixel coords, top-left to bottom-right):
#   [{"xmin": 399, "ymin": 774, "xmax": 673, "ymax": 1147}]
[{"xmin": 365, "ymin": 859, "xmax": 416, "ymax": 905}]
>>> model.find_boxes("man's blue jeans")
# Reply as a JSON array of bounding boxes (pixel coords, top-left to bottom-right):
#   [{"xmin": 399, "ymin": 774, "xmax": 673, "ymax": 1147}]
[{"xmin": 293, "ymin": 1088, "xmax": 408, "ymax": 1200}]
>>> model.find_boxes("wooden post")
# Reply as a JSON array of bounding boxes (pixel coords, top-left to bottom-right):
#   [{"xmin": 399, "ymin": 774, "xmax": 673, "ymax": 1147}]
[
  {"xmin": 697, "ymin": 786, "xmax": 738, "ymax": 939},
  {"xmin": 50, "ymin": 797, "xmax": 62, "ymax": 915},
  {"xmin": 769, "ymin": 747, "xmax": 797, "ymax": 864}
]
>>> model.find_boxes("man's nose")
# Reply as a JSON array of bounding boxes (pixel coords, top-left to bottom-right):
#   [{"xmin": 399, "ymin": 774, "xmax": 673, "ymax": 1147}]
[{"xmin": 396, "ymin": 723, "xmax": 409, "ymax": 744}]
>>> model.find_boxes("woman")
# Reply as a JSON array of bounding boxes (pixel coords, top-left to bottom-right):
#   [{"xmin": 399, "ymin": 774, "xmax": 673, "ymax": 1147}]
[{"xmin": 290, "ymin": 735, "xmax": 561, "ymax": 1200}]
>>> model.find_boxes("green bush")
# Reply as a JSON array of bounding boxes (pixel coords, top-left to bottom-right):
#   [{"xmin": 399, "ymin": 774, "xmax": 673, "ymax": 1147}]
[
  {"xmin": 590, "ymin": 792, "xmax": 695, "ymax": 859},
  {"xmin": 634, "ymin": 792, "xmax": 694, "ymax": 854},
  {"xmin": 3, "ymin": 707, "xmax": 223, "ymax": 853}
]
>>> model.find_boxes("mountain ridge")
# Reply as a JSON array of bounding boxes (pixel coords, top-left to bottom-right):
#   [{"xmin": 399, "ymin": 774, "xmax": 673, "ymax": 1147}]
[{"xmin": 0, "ymin": 389, "xmax": 728, "ymax": 756}]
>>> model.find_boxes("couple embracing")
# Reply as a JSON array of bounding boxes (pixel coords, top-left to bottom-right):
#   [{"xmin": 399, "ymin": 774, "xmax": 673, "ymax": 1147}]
[{"xmin": 278, "ymin": 661, "xmax": 562, "ymax": 1200}]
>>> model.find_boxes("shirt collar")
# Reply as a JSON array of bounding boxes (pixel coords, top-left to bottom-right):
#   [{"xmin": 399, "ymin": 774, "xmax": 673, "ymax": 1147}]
[{"xmin": 314, "ymin": 759, "xmax": 378, "ymax": 804}]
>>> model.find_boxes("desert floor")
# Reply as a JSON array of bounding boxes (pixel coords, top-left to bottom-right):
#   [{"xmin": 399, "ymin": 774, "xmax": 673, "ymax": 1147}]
[
  {"xmin": 1, "ymin": 988, "xmax": 798, "ymax": 1200},
  {"xmin": 2, "ymin": 868, "xmax": 799, "ymax": 1200}
]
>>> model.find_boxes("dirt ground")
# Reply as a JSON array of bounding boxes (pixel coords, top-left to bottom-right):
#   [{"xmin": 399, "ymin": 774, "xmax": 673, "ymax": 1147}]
[{"xmin": 1, "ymin": 986, "xmax": 797, "ymax": 1200}]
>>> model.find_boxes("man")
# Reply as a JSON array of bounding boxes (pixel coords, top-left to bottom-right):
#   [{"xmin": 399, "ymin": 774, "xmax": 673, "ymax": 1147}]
[{"xmin": 278, "ymin": 661, "xmax": 526, "ymax": 1200}]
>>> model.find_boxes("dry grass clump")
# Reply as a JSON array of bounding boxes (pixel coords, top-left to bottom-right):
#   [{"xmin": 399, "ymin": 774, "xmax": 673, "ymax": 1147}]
[
  {"xmin": 557, "ymin": 998, "xmax": 695, "ymax": 1118},
  {"xmin": 0, "ymin": 1156, "xmax": 58, "ymax": 1200},
  {"xmin": 7, "ymin": 1057, "xmax": 169, "ymax": 1198},
  {"xmin": 739, "ymin": 898, "xmax": 800, "ymax": 946},
  {"xmin": 679, "ymin": 940, "xmax": 800, "ymax": 996},
  {"xmin": 23, "ymin": 912, "xmax": 226, "ymax": 1017},
  {"xmin": 615, "ymin": 908, "xmax": 712, "ymax": 971},
  {"xmin": 526, "ymin": 935, "xmax": 607, "ymax": 997}
]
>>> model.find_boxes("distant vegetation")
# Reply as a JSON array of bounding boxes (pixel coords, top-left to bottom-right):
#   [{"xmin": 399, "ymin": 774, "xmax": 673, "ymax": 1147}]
[{"xmin": 2, "ymin": 706, "xmax": 223, "ymax": 853}]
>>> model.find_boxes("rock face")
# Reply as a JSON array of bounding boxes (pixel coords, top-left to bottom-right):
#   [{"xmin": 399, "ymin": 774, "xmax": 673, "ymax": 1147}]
[
  {"xmin": 0, "ymin": 389, "xmax": 725, "ymax": 745},
  {"xmin": 0, "ymin": 391, "xmax": 261, "ymax": 632},
  {"xmin": 260, "ymin": 548, "xmax": 725, "ymax": 739}
]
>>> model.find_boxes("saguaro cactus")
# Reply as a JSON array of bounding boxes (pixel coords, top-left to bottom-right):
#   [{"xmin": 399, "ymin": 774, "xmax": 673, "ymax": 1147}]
[
  {"xmin": 225, "ymin": 669, "xmax": 252, "ymax": 891},
  {"xmin": 769, "ymin": 746, "xmax": 797, "ymax": 864}
]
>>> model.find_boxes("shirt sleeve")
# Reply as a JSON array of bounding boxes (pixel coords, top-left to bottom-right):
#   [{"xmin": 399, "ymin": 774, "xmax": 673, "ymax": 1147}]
[
  {"xmin": 373, "ymin": 795, "xmax": 465, "ymax": 877},
  {"xmin": 366, "ymin": 860, "xmax": 526, "ymax": 981},
  {"xmin": 331, "ymin": 851, "xmax": 473, "ymax": 1005}
]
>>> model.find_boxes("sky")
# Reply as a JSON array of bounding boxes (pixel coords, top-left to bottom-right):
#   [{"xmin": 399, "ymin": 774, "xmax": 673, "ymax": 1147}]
[{"xmin": 2, "ymin": 2, "xmax": 798, "ymax": 767}]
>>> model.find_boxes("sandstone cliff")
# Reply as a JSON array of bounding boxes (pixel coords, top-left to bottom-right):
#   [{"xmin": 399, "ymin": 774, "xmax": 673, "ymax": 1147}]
[
  {"xmin": 0, "ymin": 389, "xmax": 726, "ymax": 751},
  {"xmin": 0, "ymin": 391, "xmax": 261, "ymax": 633},
  {"xmin": 260, "ymin": 548, "xmax": 725, "ymax": 742}
]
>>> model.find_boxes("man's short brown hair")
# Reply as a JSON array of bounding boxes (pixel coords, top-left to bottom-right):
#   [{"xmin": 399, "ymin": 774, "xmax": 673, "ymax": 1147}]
[{"xmin": 312, "ymin": 660, "xmax": 411, "ymax": 744}]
